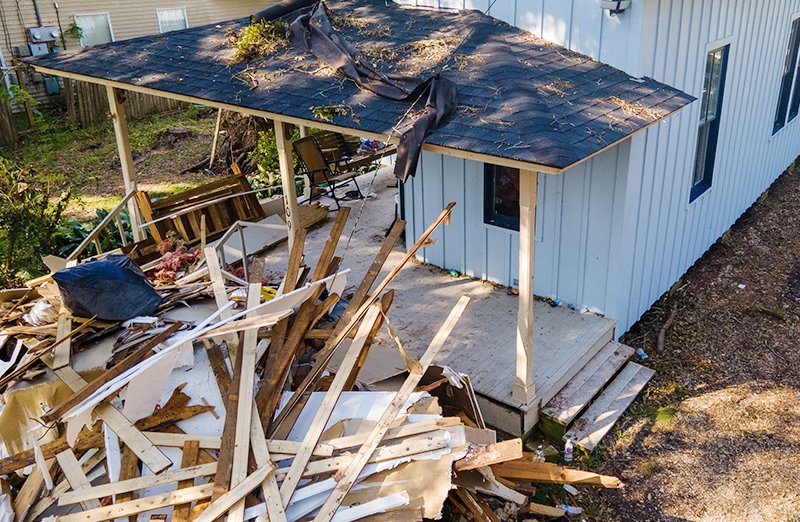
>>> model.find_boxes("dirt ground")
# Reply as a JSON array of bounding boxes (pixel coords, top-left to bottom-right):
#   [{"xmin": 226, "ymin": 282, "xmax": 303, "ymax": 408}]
[{"xmin": 582, "ymin": 161, "xmax": 800, "ymax": 521}]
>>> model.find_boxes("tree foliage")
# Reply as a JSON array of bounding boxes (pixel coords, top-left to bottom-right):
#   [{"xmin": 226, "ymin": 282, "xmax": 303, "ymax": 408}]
[{"xmin": 0, "ymin": 158, "xmax": 70, "ymax": 286}]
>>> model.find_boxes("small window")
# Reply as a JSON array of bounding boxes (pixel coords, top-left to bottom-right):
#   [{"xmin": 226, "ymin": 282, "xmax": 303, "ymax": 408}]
[
  {"xmin": 691, "ymin": 45, "xmax": 729, "ymax": 202},
  {"xmin": 484, "ymin": 164, "xmax": 520, "ymax": 230},
  {"xmin": 74, "ymin": 13, "xmax": 114, "ymax": 46},
  {"xmin": 157, "ymin": 8, "xmax": 188, "ymax": 33},
  {"xmin": 774, "ymin": 18, "xmax": 800, "ymax": 133}
]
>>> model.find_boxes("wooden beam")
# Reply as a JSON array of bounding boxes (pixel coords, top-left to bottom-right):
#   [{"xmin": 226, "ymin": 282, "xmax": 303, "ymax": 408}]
[
  {"xmin": 54, "ymin": 449, "xmax": 102, "ymax": 511},
  {"xmin": 192, "ymin": 462, "xmax": 277, "ymax": 522},
  {"xmin": 105, "ymin": 86, "xmax": 144, "ymax": 241},
  {"xmin": 513, "ymin": 170, "xmax": 537, "ymax": 404},
  {"xmin": 312, "ymin": 296, "xmax": 470, "ymax": 522},
  {"xmin": 274, "ymin": 120, "xmax": 301, "ymax": 251},
  {"xmin": 228, "ymin": 282, "xmax": 261, "ymax": 522},
  {"xmin": 209, "ymin": 108, "xmax": 223, "ymax": 168},
  {"xmin": 56, "ymin": 483, "xmax": 214, "ymax": 522},
  {"xmin": 171, "ymin": 441, "xmax": 200, "ymax": 522}
]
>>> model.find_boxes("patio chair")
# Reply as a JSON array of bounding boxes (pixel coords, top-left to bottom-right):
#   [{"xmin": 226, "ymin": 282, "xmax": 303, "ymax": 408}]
[{"xmin": 293, "ymin": 135, "xmax": 365, "ymax": 210}]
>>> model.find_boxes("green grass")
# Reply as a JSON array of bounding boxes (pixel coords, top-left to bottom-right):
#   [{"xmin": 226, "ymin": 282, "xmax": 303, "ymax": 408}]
[
  {"xmin": 4, "ymin": 106, "xmax": 217, "ymax": 217},
  {"xmin": 8, "ymin": 106, "xmax": 214, "ymax": 190}
]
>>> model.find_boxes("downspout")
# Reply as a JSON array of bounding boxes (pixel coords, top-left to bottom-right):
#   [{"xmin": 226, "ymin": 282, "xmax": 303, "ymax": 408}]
[{"xmin": 31, "ymin": 0, "xmax": 43, "ymax": 27}]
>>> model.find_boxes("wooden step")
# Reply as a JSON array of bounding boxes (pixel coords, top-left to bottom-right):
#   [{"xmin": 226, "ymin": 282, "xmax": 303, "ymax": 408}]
[
  {"xmin": 539, "ymin": 341, "xmax": 634, "ymax": 439},
  {"xmin": 564, "ymin": 362, "xmax": 655, "ymax": 451}
]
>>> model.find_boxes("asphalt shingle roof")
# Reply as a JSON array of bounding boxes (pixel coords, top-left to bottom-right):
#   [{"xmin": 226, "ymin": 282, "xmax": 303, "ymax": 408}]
[{"xmin": 29, "ymin": 0, "xmax": 695, "ymax": 171}]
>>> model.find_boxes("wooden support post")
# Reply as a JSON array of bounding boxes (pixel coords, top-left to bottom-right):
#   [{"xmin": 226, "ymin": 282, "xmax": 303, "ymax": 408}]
[
  {"xmin": 274, "ymin": 120, "xmax": 301, "ymax": 251},
  {"xmin": 513, "ymin": 170, "xmax": 537, "ymax": 404},
  {"xmin": 106, "ymin": 86, "xmax": 144, "ymax": 241},
  {"xmin": 209, "ymin": 108, "xmax": 223, "ymax": 168}
]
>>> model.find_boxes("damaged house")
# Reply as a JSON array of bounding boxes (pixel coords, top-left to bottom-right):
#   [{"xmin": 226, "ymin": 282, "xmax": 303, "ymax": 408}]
[{"xmin": 0, "ymin": 2, "xmax": 794, "ymax": 518}]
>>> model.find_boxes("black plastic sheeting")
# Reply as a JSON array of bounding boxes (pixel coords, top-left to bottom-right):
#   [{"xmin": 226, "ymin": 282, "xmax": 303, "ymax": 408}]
[
  {"xmin": 52, "ymin": 255, "xmax": 162, "ymax": 321},
  {"xmin": 253, "ymin": 0, "xmax": 457, "ymax": 182}
]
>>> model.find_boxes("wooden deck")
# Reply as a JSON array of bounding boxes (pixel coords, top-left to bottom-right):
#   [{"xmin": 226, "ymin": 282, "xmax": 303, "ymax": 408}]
[{"xmin": 265, "ymin": 167, "xmax": 617, "ymax": 435}]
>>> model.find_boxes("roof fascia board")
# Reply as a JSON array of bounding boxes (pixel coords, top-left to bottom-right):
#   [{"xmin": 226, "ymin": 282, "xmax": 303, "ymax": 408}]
[{"xmin": 33, "ymin": 64, "xmax": 563, "ymax": 175}]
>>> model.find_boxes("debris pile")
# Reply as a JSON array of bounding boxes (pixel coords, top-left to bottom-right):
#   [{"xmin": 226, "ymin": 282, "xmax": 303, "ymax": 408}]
[{"xmin": 0, "ymin": 202, "xmax": 622, "ymax": 521}]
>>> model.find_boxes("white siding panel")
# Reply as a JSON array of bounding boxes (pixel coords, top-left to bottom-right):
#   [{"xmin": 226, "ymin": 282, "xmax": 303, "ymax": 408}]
[
  {"xmin": 403, "ymin": 145, "xmax": 628, "ymax": 313},
  {"xmin": 617, "ymin": 0, "xmax": 800, "ymax": 331}
]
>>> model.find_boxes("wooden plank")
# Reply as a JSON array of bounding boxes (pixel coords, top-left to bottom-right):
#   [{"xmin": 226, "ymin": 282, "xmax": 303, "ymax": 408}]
[
  {"xmin": 275, "ymin": 120, "xmax": 301, "ymax": 251},
  {"xmin": 513, "ymin": 169, "xmax": 537, "ymax": 404},
  {"xmin": 313, "ymin": 296, "xmax": 470, "ymax": 522},
  {"xmin": 491, "ymin": 460, "xmax": 623, "ymax": 488},
  {"xmin": 115, "ymin": 445, "xmax": 140, "ymax": 522},
  {"xmin": 283, "ymin": 227, "xmax": 307, "ymax": 294},
  {"xmin": 455, "ymin": 439, "xmax": 523, "ymax": 471},
  {"xmin": 52, "ymin": 310, "xmax": 72, "ymax": 369},
  {"xmin": 228, "ymin": 282, "xmax": 262, "ymax": 522},
  {"xmin": 192, "ymin": 461, "xmax": 277, "ymax": 522},
  {"xmin": 204, "ymin": 245, "xmax": 237, "ymax": 352},
  {"xmin": 249, "ymin": 404, "xmax": 288, "ymax": 522},
  {"xmin": 278, "ymin": 304, "xmax": 384, "ymax": 506},
  {"xmin": 43, "ymin": 322, "xmax": 183, "ymax": 423},
  {"xmin": 59, "ymin": 463, "xmax": 217, "ymax": 506},
  {"xmin": 211, "ymin": 331, "xmax": 245, "ymax": 503},
  {"xmin": 565, "ymin": 362, "xmax": 655, "ymax": 451},
  {"xmin": 204, "ymin": 339, "xmax": 232, "ymax": 405},
  {"xmin": 55, "ymin": 449, "xmax": 103, "ymax": 511},
  {"xmin": 311, "ymin": 206, "xmax": 350, "ymax": 282},
  {"xmin": 56, "ymin": 483, "xmax": 214, "ymax": 522},
  {"xmin": 172, "ymin": 440, "xmax": 200, "ymax": 522}
]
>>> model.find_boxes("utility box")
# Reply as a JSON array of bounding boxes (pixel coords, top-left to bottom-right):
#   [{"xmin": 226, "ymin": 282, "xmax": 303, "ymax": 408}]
[
  {"xmin": 29, "ymin": 43, "xmax": 49, "ymax": 56},
  {"xmin": 27, "ymin": 26, "xmax": 60, "ymax": 43}
]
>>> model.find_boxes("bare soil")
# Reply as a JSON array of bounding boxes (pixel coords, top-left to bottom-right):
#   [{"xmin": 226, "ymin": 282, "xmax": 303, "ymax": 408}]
[{"xmin": 583, "ymin": 161, "xmax": 800, "ymax": 521}]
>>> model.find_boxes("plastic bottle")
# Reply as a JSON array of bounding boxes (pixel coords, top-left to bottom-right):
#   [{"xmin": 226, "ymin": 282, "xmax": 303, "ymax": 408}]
[
  {"xmin": 535, "ymin": 444, "xmax": 544, "ymax": 459},
  {"xmin": 556, "ymin": 505, "xmax": 583, "ymax": 515},
  {"xmin": 564, "ymin": 437, "xmax": 574, "ymax": 463}
]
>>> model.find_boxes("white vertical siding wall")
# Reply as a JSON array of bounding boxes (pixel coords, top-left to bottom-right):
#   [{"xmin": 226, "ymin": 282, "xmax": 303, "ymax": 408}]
[
  {"xmin": 614, "ymin": 0, "xmax": 800, "ymax": 331},
  {"xmin": 394, "ymin": 0, "xmax": 644, "ymax": 74},
  {"xmin": 403, "ymin": 144, "xmax": 630, "ymax": 314}
]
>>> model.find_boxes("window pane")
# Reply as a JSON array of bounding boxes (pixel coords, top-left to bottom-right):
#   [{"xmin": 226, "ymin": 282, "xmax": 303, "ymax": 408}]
[
  {"xmin": 774, "ymin": 19, "xmax": 800, "ymax": 131},
  {"xmin": 691, "ymin": 45, "xmax": 729, "ymax": 202},
  {"xmin": 484, "ymin": 164, "xmax": 520, "ymax": 230},
  {"xmin": 75, "ymin": 14, "xmax": 113, "ymax": 46},
  {"xmin": 693, "ymin": 123, "xmax": 711, "ymax": 186},
  {"xmin": 493, "ymin": 166, "xmax": 519, "ymax": 221},
  {"xmin": 158, "ymin": 9, "xmax": 188, "ymax": 33},
  {"xmin": 789, "ymin": 29, "xmax": 800, "ymax": 120}
]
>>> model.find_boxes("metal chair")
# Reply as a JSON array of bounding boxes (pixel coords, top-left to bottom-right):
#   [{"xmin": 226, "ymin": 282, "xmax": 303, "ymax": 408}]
[{"xmin": 293, "ymin": 135, "xmax": 365, "ymax": 210}]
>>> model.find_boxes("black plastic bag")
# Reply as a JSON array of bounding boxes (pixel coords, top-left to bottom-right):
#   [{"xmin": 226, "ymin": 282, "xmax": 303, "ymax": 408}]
[{"xmin": 52, "ymin": 254, "xmax": 162, "ymax": 321}]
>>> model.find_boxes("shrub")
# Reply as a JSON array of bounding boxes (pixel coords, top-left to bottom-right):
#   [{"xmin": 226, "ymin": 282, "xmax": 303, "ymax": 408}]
[
  {"xmin": 0, "ymin": 158, "xmax": 70, "ymax": 287},
  {"xmin": 247, "ymin": 127, "xmax": 304, "ymax": 197}
]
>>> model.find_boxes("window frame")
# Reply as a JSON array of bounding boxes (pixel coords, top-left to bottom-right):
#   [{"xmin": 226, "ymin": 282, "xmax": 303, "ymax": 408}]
[
  {"xmin": 773, "ymin": 15, "xmax": 800, "ymax": 134},
  {"xmin": 483, "ymin": 163, "xmax": 521, "ymax": 231},
  {"xmin": 73, "ymin": 12, "xmax": 115, "ymax": 47},
  {"xmin": 690, "ymin": 43, "xmax": 730, "ymax": 203},
  {"xmin": 156, "ymin": 7, "xmax": 189, "ymax": 34}
]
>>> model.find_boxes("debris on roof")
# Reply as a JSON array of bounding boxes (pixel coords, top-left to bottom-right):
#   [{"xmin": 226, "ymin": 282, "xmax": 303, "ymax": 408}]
[
  {"xmin": 28, "ymin": 0, "xmax": 695, "ymax": 172},
  {"xmin": 0, "ymin": 194, "xmax": 625, "ymax": 520}
]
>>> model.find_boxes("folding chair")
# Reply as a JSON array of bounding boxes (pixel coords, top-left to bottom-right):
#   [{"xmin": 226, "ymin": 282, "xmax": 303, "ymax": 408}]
[{"xmin": 293, "ymin": 135, "xmax": 365, "ymax": 210}]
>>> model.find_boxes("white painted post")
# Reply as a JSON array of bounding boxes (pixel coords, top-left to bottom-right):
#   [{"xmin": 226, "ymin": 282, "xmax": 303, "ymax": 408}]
[
  {"xmin": 513, "ymin": 170, "xmax": 537, "ymax": 404},
  {"xmin": 274, "ymin": 120, "xmax": 301, "ymax": 251},
  {"xmin": 105, "ymin": 86, "xmax": 144, "ymax": 242}
]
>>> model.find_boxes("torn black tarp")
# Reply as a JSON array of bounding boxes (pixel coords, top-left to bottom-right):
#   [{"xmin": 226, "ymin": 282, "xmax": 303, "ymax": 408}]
[{"xmin": 252, "ymin": 0, "xmax": 458, "ymax": 181}]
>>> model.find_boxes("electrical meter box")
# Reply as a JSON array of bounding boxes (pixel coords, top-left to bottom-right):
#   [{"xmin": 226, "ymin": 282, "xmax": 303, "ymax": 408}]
[{"xmin": 27, "ymin": 26, "xmax": 60, "ymax": 43}]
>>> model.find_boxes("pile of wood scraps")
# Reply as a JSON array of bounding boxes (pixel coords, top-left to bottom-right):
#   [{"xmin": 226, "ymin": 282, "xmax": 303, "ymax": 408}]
[{"xmin": 0, "ymin": 202, "xmax": 623, "ymax": 521}]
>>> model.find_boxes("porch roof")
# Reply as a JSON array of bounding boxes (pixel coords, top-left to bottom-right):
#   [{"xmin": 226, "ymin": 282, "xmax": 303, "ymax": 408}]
[{"xmin": 27, "ymin": 0, "xmax": 694, "ymax": 173}]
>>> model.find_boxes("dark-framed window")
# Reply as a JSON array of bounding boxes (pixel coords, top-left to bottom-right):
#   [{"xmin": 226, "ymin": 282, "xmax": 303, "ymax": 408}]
[
  {"xmin": 484, "ymin": 164, "xmax": 520, "ymax": 230},
  {"xmin": 774, "ymin": 18, "xmax": 800, "ymax": 133},
  {"xmin": 691, "ymin": 45, "xmax": 730, "ymax": 202}
]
